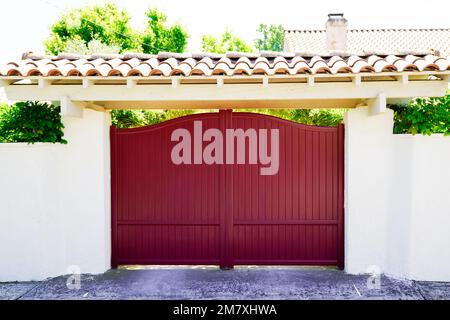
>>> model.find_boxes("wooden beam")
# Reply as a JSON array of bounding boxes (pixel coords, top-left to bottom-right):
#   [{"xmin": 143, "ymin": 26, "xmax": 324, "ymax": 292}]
[
  {"xmin": 1, "ymin": 71, "xmax": 448, "ymax": 83},
  {"xmin": 0, "ymin": 79, "xmax": 11, "ymax": 87},
  {"xmin": 38, "ymin": 79, "xmax": 51, "ymax": 88},
  {"xmin": 262, "ymin": 77, "xmax": 269, "ymax": 88},
  {"xmin": 171, "ymin": 77, "xmax": 180, "ymax": 88},
  {"xmin": 82, "ymin": 78, "xmax": 93, "ymax": 89},
  {"xmin": 369, "ymin": 93, "xmax": 387, "ymax": 115},
  {"xmin": 397, "ymin": 74, "xmax": 409, "ymax": 84},
  {"xmin": 217, "ymin": 77, "xmax": 224, "ymax": 88},
  {"xmin": 83, "ymin": 102, "xmax": 105, "ymax": 112},
  {"xmin": 4, "ymin": 81, "xmax": 446, "ymax": 104},
  {"xmin": 102, "ymin": 98, "xmax": 362, "ymax": 110},
  {"xmin": 353, "ymin": 75, "xmax": 361, "ymax": 86},
  {"xmin": 126, "ymin": 79, "xmax": 136, "ymax": 89},
  {"xmin": 60, "ymin": 96, "xmax": 83, "ymax": 118}
]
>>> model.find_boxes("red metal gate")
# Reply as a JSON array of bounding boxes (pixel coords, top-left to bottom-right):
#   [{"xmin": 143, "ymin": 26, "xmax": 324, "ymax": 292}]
[{"xmin": 111, "ymin": 110, "xmax": 344, "ymax": 268}]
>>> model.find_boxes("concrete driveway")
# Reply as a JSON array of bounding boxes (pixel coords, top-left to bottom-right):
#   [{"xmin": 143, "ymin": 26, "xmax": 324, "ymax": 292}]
[{"xmin": 1, "ymin": 267, "xmax": 449, "ymax": 300}]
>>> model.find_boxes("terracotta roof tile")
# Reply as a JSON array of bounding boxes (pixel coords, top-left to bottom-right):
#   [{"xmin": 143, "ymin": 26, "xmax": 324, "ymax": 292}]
[{"xmin": 0, "ymin": 52, "xmax": 449, "ymax": 79}]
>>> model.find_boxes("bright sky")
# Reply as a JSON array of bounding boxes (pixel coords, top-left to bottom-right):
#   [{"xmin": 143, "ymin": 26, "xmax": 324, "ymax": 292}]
[{"xmin": 0, "ymin": 0, "xmax": 449, "ymax": 62}]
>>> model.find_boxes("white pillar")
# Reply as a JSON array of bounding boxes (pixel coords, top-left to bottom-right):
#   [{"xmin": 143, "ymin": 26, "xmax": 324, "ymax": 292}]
[
  {"xmin": 344, "ymin": 106, "xmax": 450, "ymax": 281},
  {"xmin": 59, "ymin": 110, "xmax": 111, "ymax": 276},
  {"xmin": 344, "ymin": 106, "xmax": 394, "ymax": 276}
]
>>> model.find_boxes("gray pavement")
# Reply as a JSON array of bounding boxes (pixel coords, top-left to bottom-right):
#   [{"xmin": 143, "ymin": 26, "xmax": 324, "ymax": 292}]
[{"xmin": 1, "ymin": 266, "xmax": 449, "ymax": 300}]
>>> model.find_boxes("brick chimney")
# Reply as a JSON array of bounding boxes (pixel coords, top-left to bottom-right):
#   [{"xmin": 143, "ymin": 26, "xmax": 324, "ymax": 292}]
[{"xmin": 326, "ymin": 13, "xmax": 348, "ymax": 52}]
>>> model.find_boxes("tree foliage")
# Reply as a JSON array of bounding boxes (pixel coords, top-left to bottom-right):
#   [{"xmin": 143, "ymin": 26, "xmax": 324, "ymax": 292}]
[
  {"xmin": 64, "ymin": 39, "xmax": 121, "ymax": 55},
  {"xmin": 235, "ymin": 109, "xmax": 346, "ymax": 127},
  {"xmin": 111, "ymin": 108, "xmax": 345, "ymax": 128},
  {"xmin": 0, "ymin": 101, "xmax": 66, "ymax": 144},
  {"xmin": 44, "ymin": 2, "xmax": 188, "ymax": 55},
  {"xmin": 44, "ymin": 2, "xmax": 140, "ymax": 55},
  {"xmin": 254, "ymin": 24, "xmax": 284, "ymax": 52},
  {"xmin": 390, "ymin": 92, "xmax": 450, "ymax": 135},
  {"xmin": 111, "ymin": 109, "xmax": 195, "ymax": 128},
  {"xmin": 201, "ymin": 30, "xmax": 254, "ymax": 53},
  {"xmin": 141, "ymin": 8, "xmax": 188, "ymax": 54}
]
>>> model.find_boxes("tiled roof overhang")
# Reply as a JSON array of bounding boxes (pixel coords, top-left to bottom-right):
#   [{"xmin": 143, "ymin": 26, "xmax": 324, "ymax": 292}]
[
  {"xmin": 1, "ymin": 52, "xmax": 448, "ymax": 110},
  {"xmin": 1, "ymin": 52, "xmax": 449, "ymax": 78}
]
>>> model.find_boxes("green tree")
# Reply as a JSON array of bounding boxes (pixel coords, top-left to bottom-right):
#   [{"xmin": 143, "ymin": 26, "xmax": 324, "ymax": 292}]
[
  {"xmin": 111, "ymin": 109, "xmax": 196, "ymax": 128},
  {"xmin": 254, "ymin": 24, "xmax": 284, "ymax": 52},
  {"xmin": 390, "ymin": 92, "xmax": 450, "ymax": 135},
  {"xmin": 235, "ymin": 109, "xmax": 345, "ymax": 127},
  {"xmin": 141, "ymin": 8, "xmax": 188, "ymax": 54},
  {"xmin": 44, "ymin": 2, "xmax": 140, "ymax": 55},
  {"xmin": 201, "ymin": 30, "xmax": 254, "ymax": 53},
  {"xmin": 0, "ymin": 101, "xmax": 66, "ymax": 144},
  {"xmin": 63, "ymin": 39, "xmax": 121, "ymax": 55}
]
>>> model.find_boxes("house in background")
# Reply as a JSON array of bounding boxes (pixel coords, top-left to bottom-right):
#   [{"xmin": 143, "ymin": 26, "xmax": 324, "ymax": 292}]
[{"xmin": 284, "ymin": 13, "xmax": 449, "ymax": 57}]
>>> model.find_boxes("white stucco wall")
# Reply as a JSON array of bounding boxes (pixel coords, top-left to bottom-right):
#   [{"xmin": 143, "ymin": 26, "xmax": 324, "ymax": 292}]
[
  {"xmin": 0, "ymin": 109, "xmax": 111, "ymax": 282},
  {"xmin": 345, "ymin": 106, "xmax": 450, "ymax": 281},
  {"xmin": 0, "ymin": 88, "xmax": 6, "ymax": 103}
]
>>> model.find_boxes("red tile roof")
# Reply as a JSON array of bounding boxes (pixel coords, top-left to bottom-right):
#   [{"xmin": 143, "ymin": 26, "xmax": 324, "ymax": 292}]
[{"xmin": 1, "ymin": 52, "xmax": 449, "ymax": 78}]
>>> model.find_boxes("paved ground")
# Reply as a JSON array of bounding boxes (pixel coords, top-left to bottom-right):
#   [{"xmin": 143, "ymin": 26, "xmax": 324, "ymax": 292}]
[{"xmin": 1, "ymin": 266, "xmax": 450, "ymax": 300}]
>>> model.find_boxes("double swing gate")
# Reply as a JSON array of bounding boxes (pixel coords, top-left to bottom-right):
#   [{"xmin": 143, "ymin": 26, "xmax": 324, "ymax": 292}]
[{"xmin": 111, "ymin": 110, "xmax": 344, "ymax": 268}]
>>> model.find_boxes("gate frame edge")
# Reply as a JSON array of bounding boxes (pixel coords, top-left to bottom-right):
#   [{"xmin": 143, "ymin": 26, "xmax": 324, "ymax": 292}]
[
  {"xmin": 110, "ymin": 125, "xmax": 118, "ymax": 268},
  {"xmin": 337, "ymin": 124, "xmax": 345, "ymax": 270}
]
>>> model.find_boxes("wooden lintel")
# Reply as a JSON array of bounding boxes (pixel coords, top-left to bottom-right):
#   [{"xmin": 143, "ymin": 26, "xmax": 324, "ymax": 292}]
[
  {"xmin": 3, "ymin": 80, "xmax": 447, "ymax": 109},
  {"xmin": 85, "ymin": 102, "xmax": 105, "ymax": 112}
]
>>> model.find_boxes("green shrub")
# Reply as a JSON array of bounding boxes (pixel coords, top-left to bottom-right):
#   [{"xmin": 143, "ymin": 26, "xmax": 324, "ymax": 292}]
[
  {"xmin": 111, "ymin": 108, "xmax": 345, "ymax": 129},
  {"xmin": 389, "ymin": 93, "xmax": 450, "ymax": 135},
  {"xmin": 0, "ymin": 101, "xmax": 67, "ymax": 144},
  {"xmin": 111, "ymin": 109, "xmax": 195, "ymax": 128},
  {"xmin": 110, "ymin": 110, "xmax": 147, "ymax": 128},
  {"xmin": 236, "ymin": 108, "xmax": 345, "ymax": 127}
]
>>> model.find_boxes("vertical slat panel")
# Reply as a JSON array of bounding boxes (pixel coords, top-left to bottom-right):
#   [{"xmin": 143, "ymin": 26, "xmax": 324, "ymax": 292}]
[
  {"xmin": 231, "ymin": 113, "xmax": 343, "ymax": 266},
  {"xmin": 112, "ymin": 113, "xmax": 222, "ymax": 265},
  {"xmin": 111, "ymin": 111, "xmax": 344, "ymax": 267}
]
